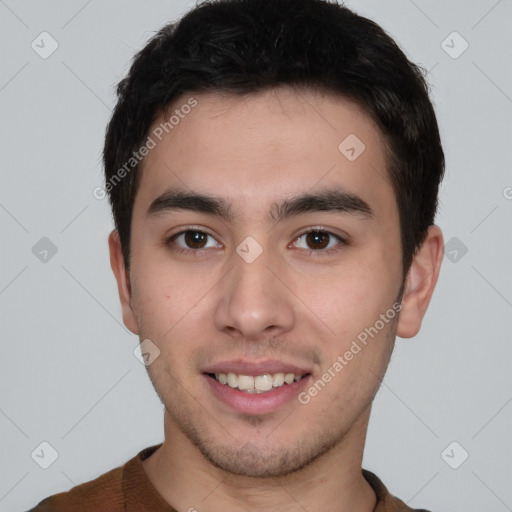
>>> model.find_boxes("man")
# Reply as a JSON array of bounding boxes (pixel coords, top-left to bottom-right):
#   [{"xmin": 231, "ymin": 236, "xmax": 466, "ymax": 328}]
[{"xmin": 29, "ymin": 0, "xmax": 444, "ymax": 510}]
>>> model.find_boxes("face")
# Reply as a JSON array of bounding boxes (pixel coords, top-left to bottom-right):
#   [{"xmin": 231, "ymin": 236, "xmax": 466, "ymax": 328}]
[{"xmin": 114, "ymin": 87, "xmax": 408, "ymax": 477}]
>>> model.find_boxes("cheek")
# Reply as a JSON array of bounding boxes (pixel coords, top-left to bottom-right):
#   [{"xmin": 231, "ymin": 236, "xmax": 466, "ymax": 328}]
[
  {"xmin": 304, "ymin": 261, "xmax": 390, "ymax": 333},
  {"xmin": 299, "ymin": 262, "xmax": 399, "ymax": 387},
  {"xmin": 130, "ymin": 259, "xmax": 216, "ymax": 366},
  {"xmin": 130, "ymin": 261, "xmax": 196, "ymax": 340}
]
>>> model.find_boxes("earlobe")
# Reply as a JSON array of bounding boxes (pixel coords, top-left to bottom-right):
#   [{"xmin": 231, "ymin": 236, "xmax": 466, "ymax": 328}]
[
  {"xmin": 396, "ymin": 225, "xmax": 444, "ymax": 339},
  {"xmin": 108, "ymin": 230, "xmax": 139, "ymax": 335}
]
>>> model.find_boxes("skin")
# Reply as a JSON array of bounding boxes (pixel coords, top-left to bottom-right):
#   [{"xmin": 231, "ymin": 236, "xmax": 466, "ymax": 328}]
[{"xmin": 109, "ymin": 86, "xmax": 444, "ymax": 512}]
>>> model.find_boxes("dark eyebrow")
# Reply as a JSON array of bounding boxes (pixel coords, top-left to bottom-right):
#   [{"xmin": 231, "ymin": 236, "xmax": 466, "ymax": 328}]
[
  {"xmin": 146, "ymin": 186, "xmax": 373, "ymax": 222},
  {"xmin": 269, "ymin": 188, "xmax": 373, "ymax": 222},
  {"xmin": 146, "ymin": 188, "xmax": 235, "ymax": 220}
]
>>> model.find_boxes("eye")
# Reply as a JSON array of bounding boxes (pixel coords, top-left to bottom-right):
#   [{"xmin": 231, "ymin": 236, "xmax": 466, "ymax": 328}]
[
  {"xmin": 292, "ymin": 229, "xmax": 346, "ymax": 254},
  {"xmin": 167, "ymin": 229, "xmax": 222, "ymax": 254}
]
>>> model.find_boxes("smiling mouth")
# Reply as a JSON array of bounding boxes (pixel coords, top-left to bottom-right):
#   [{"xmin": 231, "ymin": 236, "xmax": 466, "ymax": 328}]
[{"xmin": 205, "ymin": 372, "xmax": 309, "ymax": 393}]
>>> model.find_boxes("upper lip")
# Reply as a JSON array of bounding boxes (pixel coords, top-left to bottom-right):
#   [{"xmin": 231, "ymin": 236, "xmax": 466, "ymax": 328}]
[{"xmin": 202, "ymin": 359, "xmax": 312, "ymax": 376}]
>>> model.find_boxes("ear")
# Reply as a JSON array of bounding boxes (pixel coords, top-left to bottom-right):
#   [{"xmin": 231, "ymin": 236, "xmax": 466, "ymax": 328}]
[
  {"xmin": 396, "ymin": 225, "xmax": 444, "ymax": 338},
  {"xmin": 108, "ymin": 230, "xmax": 139, "ymax": 335}
]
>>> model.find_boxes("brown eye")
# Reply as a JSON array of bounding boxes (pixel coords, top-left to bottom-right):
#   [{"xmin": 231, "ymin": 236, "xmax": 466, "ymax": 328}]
[
  {"xmin": 305, "ymin": 231, "xmax": 330, "ymax": 250},
  {"xmin": 293, "ymin": 229, "xmax": 345, "ymax": 253},
  {"xmin": 168, "ymin": 230, "xmax": 221, "ymax": 252},
  {"xmin": 183, "ymin": 230, "xmax": 208, "ymax": 249}
]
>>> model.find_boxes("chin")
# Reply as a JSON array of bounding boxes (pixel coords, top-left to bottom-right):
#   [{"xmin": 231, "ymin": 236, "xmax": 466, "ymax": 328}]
[{"xmin": 186, "ymin": 424, "xmax": 342, "ymax": 478}]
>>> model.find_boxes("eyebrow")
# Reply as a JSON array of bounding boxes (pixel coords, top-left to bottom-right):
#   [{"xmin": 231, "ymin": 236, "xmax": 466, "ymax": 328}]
[{"xmin": 146, "ymin": 186, "xmax": 373, "ymax": 223}]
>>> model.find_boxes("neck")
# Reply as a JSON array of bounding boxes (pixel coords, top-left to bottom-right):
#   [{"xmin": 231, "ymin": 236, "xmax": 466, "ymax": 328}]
[{"xmin": 143, "ymin": 408, "xmax": 376, "ymax": 512}]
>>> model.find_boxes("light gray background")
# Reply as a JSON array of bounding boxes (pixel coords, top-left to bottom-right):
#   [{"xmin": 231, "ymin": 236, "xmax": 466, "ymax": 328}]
[{"xmin": 1, "ymin": 1, "xmax": 511, "ymax": 511}]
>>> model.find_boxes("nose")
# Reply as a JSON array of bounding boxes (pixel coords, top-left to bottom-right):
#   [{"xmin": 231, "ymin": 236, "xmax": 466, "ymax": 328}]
[{"xmin": 213, "ymin": 244, "xmax": 296, "ymax": 341}]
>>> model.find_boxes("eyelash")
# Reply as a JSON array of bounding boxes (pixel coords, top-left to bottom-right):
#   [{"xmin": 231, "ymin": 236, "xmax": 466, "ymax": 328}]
[
  {"xmin": 165, "ymin": 227, "xmax": 347, "ymax": 257},
  {"xmin": 293, "ymin": 228, "xmax": 347, "ymax": 257}
]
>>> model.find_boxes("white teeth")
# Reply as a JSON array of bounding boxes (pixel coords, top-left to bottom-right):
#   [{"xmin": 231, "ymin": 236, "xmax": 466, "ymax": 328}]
[
  {"xmin": 227, "ymin": 372, "xmax": 237, "ymax": 388},
  {"xmin": 237, "ymin": 375, "xmax": 255, "ymax": 391},
  {"xmin": 214, "ymin": 372, "xmax": 306, "ymax": 392},
  {"xmin": 254, "ymin": 374, "xmax": 273, "ymax": 391},
  {"xmin": 284, "ymin": 373, "xmax": 295, "ymax": 384},
  {"xmin": 272, "ymin": 373, "xmax": 285, "ymax": 387}
]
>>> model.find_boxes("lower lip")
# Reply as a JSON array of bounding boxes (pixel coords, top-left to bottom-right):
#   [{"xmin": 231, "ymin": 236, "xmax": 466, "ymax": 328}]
[{"xmin": 204, "ymin": 374, "xmax": 311, "ymax": 415}]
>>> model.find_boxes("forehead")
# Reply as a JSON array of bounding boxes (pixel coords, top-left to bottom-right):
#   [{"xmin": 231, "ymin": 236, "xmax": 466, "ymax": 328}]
[{"xmin": 133, "ymin": 87, "xmax": 395, "ymax": 223}]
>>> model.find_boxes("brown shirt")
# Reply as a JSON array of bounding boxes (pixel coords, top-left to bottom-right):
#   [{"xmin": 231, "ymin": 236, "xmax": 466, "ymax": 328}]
[{"xmin": 28, "ymin": 444, "xmax": 431, "ymax": 512}]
